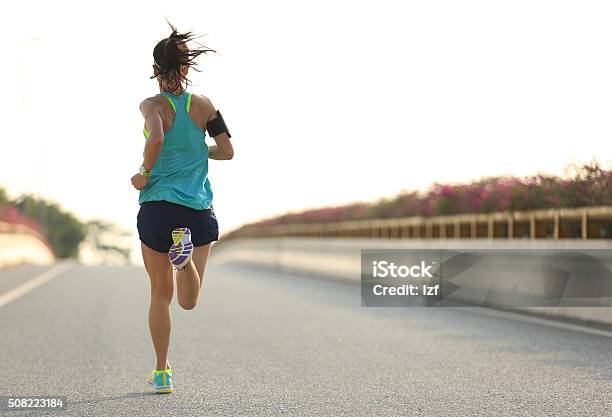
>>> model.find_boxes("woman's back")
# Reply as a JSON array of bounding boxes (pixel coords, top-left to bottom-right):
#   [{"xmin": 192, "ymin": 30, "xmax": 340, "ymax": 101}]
[{"xmin": 139, "ymin": 91, "xmax": 214, "ymax": 210}]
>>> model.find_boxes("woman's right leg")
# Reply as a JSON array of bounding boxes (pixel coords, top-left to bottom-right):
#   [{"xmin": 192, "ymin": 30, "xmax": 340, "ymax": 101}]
[
  {"xmin": 175, "ymin": 244, "xmax": 212, "ymax": 310},
  {"xmin": 142, "ymin": 242, "xmax": 174, "ymax": 371}
]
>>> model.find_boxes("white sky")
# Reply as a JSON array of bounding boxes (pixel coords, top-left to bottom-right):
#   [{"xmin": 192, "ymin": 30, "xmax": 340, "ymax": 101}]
[{"xmin": 2, "ymin": 0, "xmax": 612, "ymax": 242}]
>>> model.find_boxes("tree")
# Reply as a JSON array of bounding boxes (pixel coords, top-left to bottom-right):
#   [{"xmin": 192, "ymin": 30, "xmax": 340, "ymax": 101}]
[
  {"xmin": 81, "ymin": 220, "xmax": 133, "ymax": 265},
  {"xmin": 0, "ymin": 187, "xmax": 8, "ymax": 205},
  {"xmin": 13, "ymin": 194, "xmax": 85, "ymax": 258}
]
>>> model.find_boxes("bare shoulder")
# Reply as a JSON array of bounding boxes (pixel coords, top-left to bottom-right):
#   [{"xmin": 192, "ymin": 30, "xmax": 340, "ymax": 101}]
[
  {"xmin": 190, "ymin": 94, "xmax": 217, "ymax": 121},
  {"xmin": 191, "ymin": 93, "xmax": 214, "ymax": 108},
  {"xmin": 139, "ymin": 96, "xmax": 165, "ymax": 114}
]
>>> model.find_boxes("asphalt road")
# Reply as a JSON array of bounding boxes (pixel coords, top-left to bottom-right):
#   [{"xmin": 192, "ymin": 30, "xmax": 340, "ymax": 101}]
[{"xmin": 1, "ymin": 259, "xmax": 612, "ymax": 416}]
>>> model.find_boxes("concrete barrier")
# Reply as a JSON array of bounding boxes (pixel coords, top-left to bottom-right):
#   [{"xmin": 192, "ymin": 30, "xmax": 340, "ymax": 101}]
[
  {"xmin": 0, "ymin": 222, "xmax": 55, "ymax": 268},
  {"xmin": 212, "ymin": 237, "xmax": 612, "ymax": 326}
]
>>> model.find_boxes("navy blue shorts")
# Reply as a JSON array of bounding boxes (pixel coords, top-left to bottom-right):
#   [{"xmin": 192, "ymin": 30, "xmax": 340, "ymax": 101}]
[{"xmin": 137, "ymin": 200, "xmax": 219, "ymax": 253}]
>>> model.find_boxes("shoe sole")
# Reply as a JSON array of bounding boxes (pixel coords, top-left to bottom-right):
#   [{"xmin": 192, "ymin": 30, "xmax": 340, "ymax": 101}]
[
  {"xmin": 169, "ymin": 228, "xmax": 193, "ymax": 269},
  {"xmin": 169, "ymin": 243, "xmax": 193, "ymax": 269},
  {"xmin": 171, "ymin": 228, "xmax": 189, "ymax": 245}
]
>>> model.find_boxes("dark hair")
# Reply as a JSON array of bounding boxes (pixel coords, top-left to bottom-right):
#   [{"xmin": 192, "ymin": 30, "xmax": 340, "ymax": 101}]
[{"xmin": 151, "ymin": 21, "xmax": 215, "ymax": 93}]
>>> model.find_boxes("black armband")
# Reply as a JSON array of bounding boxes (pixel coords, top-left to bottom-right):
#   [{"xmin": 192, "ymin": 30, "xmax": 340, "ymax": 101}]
[{"xmin": 207, "ymin": 110, "xmax": 231, "ymax": 138}]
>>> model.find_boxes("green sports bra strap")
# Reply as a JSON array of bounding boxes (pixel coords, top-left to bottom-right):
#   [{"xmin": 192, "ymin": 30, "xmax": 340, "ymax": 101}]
[
  {"xmin": 186, "ymin": 93, "xmax": 192, "ymax": 113},
  {"xmin": 158, "ymin": 94, "xmax": 177, "ymax": 113}
]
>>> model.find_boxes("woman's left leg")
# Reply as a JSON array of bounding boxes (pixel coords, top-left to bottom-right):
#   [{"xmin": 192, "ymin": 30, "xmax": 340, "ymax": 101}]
[{"xmin": 142, "ymin": 242, "xmax": 174, "ymax": 371}]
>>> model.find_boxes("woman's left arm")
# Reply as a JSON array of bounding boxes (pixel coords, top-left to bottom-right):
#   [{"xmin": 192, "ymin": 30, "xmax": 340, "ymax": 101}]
[{"xmin": 131, "ymin": 99, "xmax": 165, "ymax": 190}]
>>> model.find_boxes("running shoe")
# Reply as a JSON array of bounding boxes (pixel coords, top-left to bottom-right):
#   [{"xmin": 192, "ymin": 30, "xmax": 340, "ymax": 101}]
[
  {"xmin": 147, "ymin": 362, "xmax": 171, "ymax": 385},
  {"xmin": 148, "ymin": 363, "xmax": 173, "ymax": 394},
  {"xmin": 169, "ymin": 227, "xmax": 193, "ymax": 270}
]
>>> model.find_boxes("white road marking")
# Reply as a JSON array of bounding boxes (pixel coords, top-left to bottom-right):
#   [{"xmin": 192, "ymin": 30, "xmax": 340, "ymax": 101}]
[{"xmin": 0, "ymin": 262, "xmax": 73, "ymax": 309}]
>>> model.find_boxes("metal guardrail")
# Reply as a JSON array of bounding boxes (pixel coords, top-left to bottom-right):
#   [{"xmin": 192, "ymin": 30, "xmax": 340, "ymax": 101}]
[{"xmin": 227, "ymin": 206, "xmax": 612, "ymax": 240}]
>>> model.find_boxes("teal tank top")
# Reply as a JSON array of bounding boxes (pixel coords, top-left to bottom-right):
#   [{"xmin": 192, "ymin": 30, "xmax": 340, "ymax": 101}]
[{"xmin": 139, "ymin": 91, "xmax": 213, "ymax": 210}]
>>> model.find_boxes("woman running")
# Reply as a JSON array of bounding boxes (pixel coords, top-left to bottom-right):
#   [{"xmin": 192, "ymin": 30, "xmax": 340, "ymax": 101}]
[{"xmin": 131, "ymin": 24, "xmax": 234, "ymax": 394}]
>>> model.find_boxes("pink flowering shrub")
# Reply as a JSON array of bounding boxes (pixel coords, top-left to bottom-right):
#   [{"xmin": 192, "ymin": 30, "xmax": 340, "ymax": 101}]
[{"xmin": 253, "ymin": 162, "xmax": 611, "ymax": 227}]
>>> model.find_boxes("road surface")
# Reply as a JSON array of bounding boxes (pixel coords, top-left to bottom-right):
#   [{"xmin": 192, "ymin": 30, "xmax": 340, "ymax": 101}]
[{"xmin": 1, "ymin": 260, "xmax": 612, "ymax": 416}]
